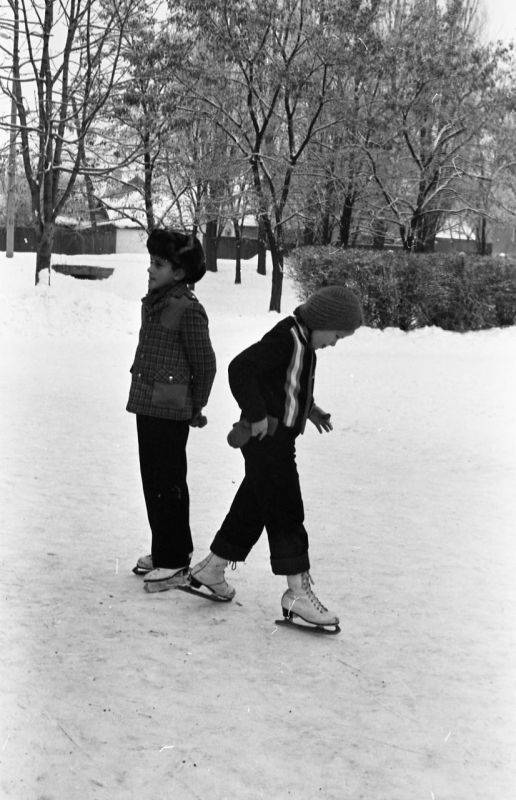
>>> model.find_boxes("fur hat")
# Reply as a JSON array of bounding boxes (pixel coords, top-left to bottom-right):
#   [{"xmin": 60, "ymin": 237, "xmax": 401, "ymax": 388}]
[
  {"xmin": 297, "ymin": 286, "xmax": 363, "ymax": 331},
  {"xmin": 146, "ymin": 229, "xmax": 206, "ymax": 283}
]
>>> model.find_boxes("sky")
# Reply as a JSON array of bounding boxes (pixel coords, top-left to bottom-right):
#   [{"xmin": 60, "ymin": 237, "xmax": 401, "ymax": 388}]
[{"xmin": 481, "ymin": 0, "xmax": 516, "ymax": 41}]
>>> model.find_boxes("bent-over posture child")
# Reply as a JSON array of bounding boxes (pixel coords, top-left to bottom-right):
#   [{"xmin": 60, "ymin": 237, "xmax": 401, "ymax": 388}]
[
  {"xmin": 189, "ymin": 285, "xmax": 362, "ymax": 631},
  {"xmin": 127, "ymin": 229, "xmax": 216, "ymax": 593}
]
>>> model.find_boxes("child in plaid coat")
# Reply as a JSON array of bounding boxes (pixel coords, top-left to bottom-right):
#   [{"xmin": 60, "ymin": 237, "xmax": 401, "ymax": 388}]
[{"xmin": 127, "ymin": 229, "xmax": 216, "ymax": 592}]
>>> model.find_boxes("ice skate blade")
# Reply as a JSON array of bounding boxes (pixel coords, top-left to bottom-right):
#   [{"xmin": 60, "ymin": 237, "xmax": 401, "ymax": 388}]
[
  {"xmin": 275, "ymin": 618, "xmax": 340, "ymax": 635},
  {"xmin": 143, "ymin": 578, "xmax": 188, "ymax": 593},
  {"xmin": 277, "ymin": 610, "xmax": 341, "ymax": 635},
  {"xmin": 179, "ymin": 580, "xmax": 233, "ymax": 602},
  {"xmin": 133, "ymin": 565, "xmax": 151, "ymax": 575}
]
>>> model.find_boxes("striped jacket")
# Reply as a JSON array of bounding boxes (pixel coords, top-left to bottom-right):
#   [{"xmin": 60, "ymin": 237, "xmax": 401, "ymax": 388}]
[
  {"xmin": 127, "ymin": 282, "xmax": 216, "ymax": 420},
  {"xmin": 228, "ymin": 311, "xmax": 315, "ymax": 436}
]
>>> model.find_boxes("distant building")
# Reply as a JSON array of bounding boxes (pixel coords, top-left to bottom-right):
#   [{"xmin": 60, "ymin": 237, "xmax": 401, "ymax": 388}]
[
  {"xmin": 434, "ymin": 219, "xmax": 484, "ymax": 254},
  {"xmin": 96, "ymin": 219, "xmax": 147, "ymax": 253},
  {"xmin": 490, "ymin": 221, "xmax": 516, "ymax": 256}
]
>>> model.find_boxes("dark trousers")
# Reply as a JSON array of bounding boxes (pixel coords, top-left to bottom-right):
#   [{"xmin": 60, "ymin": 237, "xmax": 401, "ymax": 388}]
[
  {"xmin": 211, "ymin": 425, "xmax": 310, "ymax": 575},
  {"xmin": 136, "ymin": 415, "xmax": 192, "ymax": 569}
]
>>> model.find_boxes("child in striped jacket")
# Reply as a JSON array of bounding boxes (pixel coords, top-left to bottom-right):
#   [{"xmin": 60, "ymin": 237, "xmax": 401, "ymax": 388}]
[{"xmin": 189, "ymin": 286, "xmax": 363, "ymax": 631}]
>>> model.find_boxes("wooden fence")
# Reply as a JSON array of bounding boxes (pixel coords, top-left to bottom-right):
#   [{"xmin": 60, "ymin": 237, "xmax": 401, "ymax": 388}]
[{"xmin": 0, "ymin": 225, "xmax": 117, "ymax": 255}]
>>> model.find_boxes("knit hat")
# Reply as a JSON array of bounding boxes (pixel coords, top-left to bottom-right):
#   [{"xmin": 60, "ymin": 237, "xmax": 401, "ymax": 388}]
[
  {"xmin": 296, "ymin": 286, "xmax": 363, "ymax": 331},
  {"xmin": 147, "ymin": 229, "xmax": 206, "ymax": 283}
]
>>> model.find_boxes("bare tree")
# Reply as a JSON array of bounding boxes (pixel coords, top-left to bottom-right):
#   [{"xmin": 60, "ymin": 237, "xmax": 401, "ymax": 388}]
[
  {"xmin": 0, "ymin": 0, "xmax": 140, "ymax": 283},
  {"xmin": 98, "ymin": 9, "xmax": 243, "ymax": 264},
  {"xmin": 361, "ymin": 0, "xmax": 514, "ymax": 251},
  {"xmin": 174, "ymin": 0, "xmax": 338, "ymax": 312}
]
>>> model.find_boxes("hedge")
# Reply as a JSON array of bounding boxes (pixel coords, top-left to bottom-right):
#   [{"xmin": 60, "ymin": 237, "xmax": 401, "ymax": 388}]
[{"xmin": 287, "ymin": 247, "xmax": 516, "ymax": 331}]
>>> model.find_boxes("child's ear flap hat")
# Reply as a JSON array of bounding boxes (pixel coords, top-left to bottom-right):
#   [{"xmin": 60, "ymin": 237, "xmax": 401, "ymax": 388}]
[
  {"xmin": 176, "ymin": 234, "xmax": 206, "ymax": 283},
  {"xmin": 297, "ymin": 285, "xmax": 363, "ymax": 331},
  {"xmin": 146, "ymin": 229, "xmax": 206, "ymax": 283}
]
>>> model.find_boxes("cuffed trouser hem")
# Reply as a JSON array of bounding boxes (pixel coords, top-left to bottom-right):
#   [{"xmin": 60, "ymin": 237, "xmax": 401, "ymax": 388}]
[
  {"xmin": 210, "ymin": 534, "xmax": 251, "ymax": 564},
  {"xmin": 270, "ymin": 552, "xmax": 310, "ymax": 576}
]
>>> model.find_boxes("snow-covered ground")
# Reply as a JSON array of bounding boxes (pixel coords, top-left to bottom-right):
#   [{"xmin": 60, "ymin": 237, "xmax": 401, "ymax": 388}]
[{"xmin": 1, "ymin": 252, "xmax": 515, "ymax": 800}]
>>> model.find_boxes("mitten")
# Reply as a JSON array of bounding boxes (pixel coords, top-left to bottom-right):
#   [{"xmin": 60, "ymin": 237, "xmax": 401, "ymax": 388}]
[
  {"xmin": 227, "ymin": 416, "xmax": 279, "ymax": 448},
  {"xmin": 190, "ymin": 410, "xmax": 208, "ymax": 428}
]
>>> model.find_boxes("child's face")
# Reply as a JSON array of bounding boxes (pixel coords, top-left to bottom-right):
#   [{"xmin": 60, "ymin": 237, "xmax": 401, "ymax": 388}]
[
  {"xmin": 147, "ymin": 255, "xmax": 185, "ymax": 292},
  {"xmin": 311, "ymin": 329, "xmax": 354, "ymax": 349}
]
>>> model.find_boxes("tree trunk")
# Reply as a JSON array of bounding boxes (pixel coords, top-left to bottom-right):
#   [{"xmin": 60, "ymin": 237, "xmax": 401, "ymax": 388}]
[
  {"xmin": 257, "ymin": 216, "xmax": 267, "ymax": 275},
  {"xmin": 399, "ymin": 223, "xmax": 410, "ymax": 250},
  {"xmin": 302, "ymin": 190, "xmax": 318, "ymax": 244},
  {"xmin": 476, "ymin": 215, "xmax": 488, "ymax": 255},
  {"xmin": 302, "ymin": 223, "xmax": 315, "ymax": 245},
  {"xmin": 5, "ymin": 93, "xmax": 17, "ymax": 258},
  {"xmin": 338, "ymin": 193, "xmax": 354, "ymax": 247},
  {"xmin": 321, "ymin": 210, "xmax": 331, "ymax": 245},
  {"xmin": 320, "ymin": 176, "xmax": 334, "ymax": 245},
  {"xmin": 84, "ymin": 172, "xmax": 99, "ymax": 229},
  {"xmin": 265, "ymin": 219, "xmax": 283, "ymax": 313},
  {"xmin": 143, "ymin": 132, "xmax": 155, "ymax": 231},
  {"xmin": 269, "ymin": 251, "xmax": 283, "ymax": 313},
  {"xmin": 232, "ymin": 218, "xmax": 242, "ymax": 284},
  {"xmin": 411, "ymin": 212, "xmax": 437, "ymax": 252},
  {"xmin": 372, "ymin": 218, "xmax": 386, "ymax": 250},
  {"xmin": 35, "ymin": 221, "xmax": 55, "ymax": 284},
  {"xmin": 204, "ymin": 219, "xmax": 218, "ymax": 271}
]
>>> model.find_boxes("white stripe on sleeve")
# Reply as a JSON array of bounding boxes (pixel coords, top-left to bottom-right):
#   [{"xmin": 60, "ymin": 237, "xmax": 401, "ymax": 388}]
[{"xmin": 283, "ymin": 328, "xmax": 304, "ymax": 427}]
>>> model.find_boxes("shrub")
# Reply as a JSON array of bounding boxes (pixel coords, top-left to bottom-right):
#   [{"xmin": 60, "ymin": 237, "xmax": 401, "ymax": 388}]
[{"xmin": 286, "ymin": 247, "xmax": 516, "ymax": 331}]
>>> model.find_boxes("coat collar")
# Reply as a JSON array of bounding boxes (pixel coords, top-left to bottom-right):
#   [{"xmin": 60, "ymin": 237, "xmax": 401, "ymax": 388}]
[
  {"xmin": 293, "ymin": 310, "xmax": 310, "ymax": 345},
  {"xmin": 142, "ymin": 280, "xmax": 189, "ymax": 308}
]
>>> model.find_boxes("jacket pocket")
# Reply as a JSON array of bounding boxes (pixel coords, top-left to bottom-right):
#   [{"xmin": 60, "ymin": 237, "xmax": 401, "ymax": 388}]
[{"xmin": 151, "ymin": 369, "xmax": 189, "ymax": 409}]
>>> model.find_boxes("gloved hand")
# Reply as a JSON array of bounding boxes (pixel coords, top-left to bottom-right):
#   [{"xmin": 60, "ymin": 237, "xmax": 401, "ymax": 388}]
[
  {"xmin": 251, "ymin": 417, "xmax": 268, "ymax": 440},
  {"xmin": 309, "ymin": 404, "xmax": 333, "ymax": 433},
  {"xmin": 227, "ymin": 416, "xmax": 278, "ymax": 448},
  {"xmin": 189, "ymin": 410, "xmax": 208, "ymax": 428},
  {"xmin": 227, "ymin": 419, "xmax": 252, "ymax": 448}
]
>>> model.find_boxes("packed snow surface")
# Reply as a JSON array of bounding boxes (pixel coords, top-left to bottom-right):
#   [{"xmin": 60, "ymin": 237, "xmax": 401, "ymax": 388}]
[{"xmin": 1, "ymin": 252, "xmax": 515, "ymax": 799}]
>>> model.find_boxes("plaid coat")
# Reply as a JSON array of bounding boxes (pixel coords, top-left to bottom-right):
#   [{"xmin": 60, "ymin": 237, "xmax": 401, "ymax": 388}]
[{"xmin": 127, "ymin": 282, "xmax": 216, "ymax": 420}]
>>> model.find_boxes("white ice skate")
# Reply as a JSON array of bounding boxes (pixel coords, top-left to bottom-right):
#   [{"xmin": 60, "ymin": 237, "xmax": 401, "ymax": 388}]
[
  {"xmin": 143, "ymin": 566, "xmax": 190, "ymax": 593},
  {"xmin": 278, "ymin": 572, "xmax": 340, "ymax": 634},
  {"xmin": 188, "ymin": 553, "xmax": 236, "ymax": 601}
]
